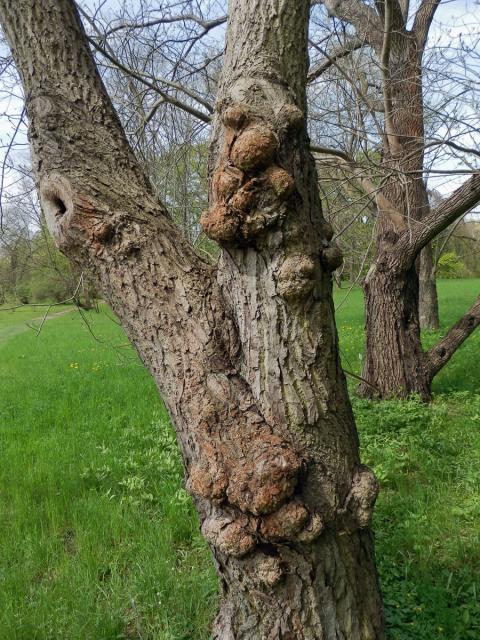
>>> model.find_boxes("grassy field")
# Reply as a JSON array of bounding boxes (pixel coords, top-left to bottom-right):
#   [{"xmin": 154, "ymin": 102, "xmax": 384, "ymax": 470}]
[{"xmin": 0, "ymin": 279, "xmax": 479, "ymax": 639}]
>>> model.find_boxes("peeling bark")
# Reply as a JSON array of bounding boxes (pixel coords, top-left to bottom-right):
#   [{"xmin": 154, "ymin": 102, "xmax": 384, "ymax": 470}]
[{"xmin": 0, "ymin": 1, "xmax": 385, "ymax": 638}]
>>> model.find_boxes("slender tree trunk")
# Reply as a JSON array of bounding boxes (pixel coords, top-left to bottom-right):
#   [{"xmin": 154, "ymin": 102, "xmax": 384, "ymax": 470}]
[
  {"xmin": 0, "ymin": 1, "xmax": 385, "ymax": 637},
  {"xmin": 419, "ymin": 179, "xmax": 440, "ymax": 331},
  {"xmin": 419, "ymin": 244, "xmax": 440, "ymax": 330}
]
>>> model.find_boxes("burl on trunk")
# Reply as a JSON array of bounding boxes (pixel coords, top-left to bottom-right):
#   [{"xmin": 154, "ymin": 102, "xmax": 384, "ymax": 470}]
[{"xmin": 0, "ymin": 0, "xmax": 385, "ymax": 638}]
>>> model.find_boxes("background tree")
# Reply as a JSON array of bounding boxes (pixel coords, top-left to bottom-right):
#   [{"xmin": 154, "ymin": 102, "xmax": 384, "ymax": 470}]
[
  {"xmin": 0, "ymin": 174, "xmax": 96, "ymax": 306},
  {"xmin": 308, "ymin": 0, "xmax": 480, "ymax": 399},
  {"xmin": 0, "ymin": 1, "xmax": 385, "ymax": 637}
]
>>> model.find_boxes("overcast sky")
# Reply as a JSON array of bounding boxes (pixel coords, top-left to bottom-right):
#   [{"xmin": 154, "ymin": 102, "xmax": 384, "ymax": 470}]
[{"xmin": 0, "ymin": 0, "xmax": 478, "ymax": 206}]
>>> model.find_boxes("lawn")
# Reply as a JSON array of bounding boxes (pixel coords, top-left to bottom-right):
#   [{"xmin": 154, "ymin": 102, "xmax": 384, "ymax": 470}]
[{"xmin": 0, "ymin": 279, "xmax": 479, "ymax": 639}]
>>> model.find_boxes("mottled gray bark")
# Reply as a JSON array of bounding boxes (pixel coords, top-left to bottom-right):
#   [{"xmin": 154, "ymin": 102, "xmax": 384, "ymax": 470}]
[
  {"xmin": 0, "ymin": 1, "xmax": 385, "ymax": 637},
  {"xmin": 419, "ymin": 245, "xmax": 440, "ymax": 331}
]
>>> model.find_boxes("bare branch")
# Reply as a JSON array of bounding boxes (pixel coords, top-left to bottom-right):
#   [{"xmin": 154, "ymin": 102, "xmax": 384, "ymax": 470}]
[
  {"xmin": 426, "ymin": 295, "xmax": 480, "ymax": 378},
  {"xmin": 317, "ymin": 0, "xmax": 382, "ymax": 49},
  {"xmin": 425, "ymin": 138, "xmax": 480, "ymax": 161},
  {"xmin": 397, "ymin": 173, "xmax": 480, "ymax": 267},
  {"xmin": 307, "ymin": 36, "xmax": 366, "ymax": 83},
  {"xmin": 103, "ymin": 13, "xmax": 227, "ymax": 37},
  {"xmin": 379, "ymin": 0, "xmax": 401, "ymax": 155},
  {"xmin": 312, "ymin": 145, "xmax": 408, "ymax": 230},
  {"xmin": 86, "ymin": 36, "xmax": 212, "ymax": 123}
]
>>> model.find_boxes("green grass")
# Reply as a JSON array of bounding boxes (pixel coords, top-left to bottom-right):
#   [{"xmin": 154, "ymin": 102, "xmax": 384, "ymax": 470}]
[
  {"xmin": 0, "ymin": 279, "xmax": 479, "ymax": 639},
  {"xmin": 0, "ymin": 307, "xmax": 216, "ymax": 639},
  {"xmin": 334, "ymin": 278, "xmax": 480, "ymax": 395},
  {"xmin": 0, "ymin": 305, "xmax": 75, "ymax": 343},
  {"xmin": 335, "ymin": 278, "xmax": 480, "ymax": 639}
]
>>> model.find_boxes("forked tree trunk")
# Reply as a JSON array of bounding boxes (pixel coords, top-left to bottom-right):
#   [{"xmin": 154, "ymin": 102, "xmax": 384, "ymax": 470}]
[
  {"xmin": 323, "ymin": 0, "xmax": 479, "ymax": 401},
  {"xmin": 0, "ymin": 1, "xmax": 385, "ymax": 637},
  {"xmin": 360, "ymin": 32, "xmax": 439, "ymax": 398}
]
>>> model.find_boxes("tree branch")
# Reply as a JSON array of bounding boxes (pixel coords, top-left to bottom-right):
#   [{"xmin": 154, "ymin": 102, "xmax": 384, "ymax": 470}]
[
  {"xmin": 103, "ymin": 13, "xmax": 227, "ymax": 37},
  {"xmin": 379, "ymin": 0, "xmax": 401, "ymax": 155},
  {"xmin": 307, "ymin": 36, "xmax": 366, "ymax": 83},
  {"xmin": 426, "ymin": 295, "xmax": 480, "ymax": 378},
  {"xmin": 425, "ymin": 138, "xmax": 480, "ymax": 160},
  {"xmin": 413, "ymin": 0, "xmax": 441, "ymax": 50},
  {"xmin": 396, "ymin": 173, "xmax": 480, "ymax": 268},
  {"xmin": 311, "ymin": 145, "xmax": 407, "ymax": 229},
  {"xmin": 316, "ymin": 0, "xmax": 382, "ymax": 49},
  {"xmin": 86, "ymin": 36, "xmax": 213, "ymax": 123}
]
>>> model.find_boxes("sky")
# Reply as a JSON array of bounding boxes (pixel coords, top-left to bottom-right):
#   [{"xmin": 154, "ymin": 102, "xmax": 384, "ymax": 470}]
[{"xmin": 0, "ymin": 0, "xmax": 478, "ymax": 207}]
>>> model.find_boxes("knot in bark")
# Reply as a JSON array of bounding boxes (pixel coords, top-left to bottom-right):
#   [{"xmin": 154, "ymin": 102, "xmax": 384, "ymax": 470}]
[
  {"xmin": 227, "ymin": 438, "xmax": 302, "ymax": 515},
  {"xmin": 262, "ymin": 165, "xmax": 295, "ymax": 199},
  {"xmin": 259, "ymin": 501, "xmax": 308, "ymax": 541},
  {"xmin": 320, "ymin": 245, "xmax": 343, "ymax": 272},
  {"xmin": 202, "ymin": 102, "xmax": 301, "ymax": 246},
  {"xmin": 275, "ymin": 103, "xmax": 304, "ymax": 132},
  {"xmin": 188, "ymin": 461, "xmax": 229, "ymax": 504},
  {"xmin": 276, "ymin": 254, "xmax": 316, "ymax": 301},
  {"xmin": 40, "ymin": 174, "xmax": 76, "ymax": 251},
  {"xmin": 40, "ymin": 173, "xmax": 118, "ymax": 256},
  {"xmin": 221, "ymin": 104, "xmax": 250, "ymax": 130},
  {"xmin": 230, "ymin": 124, "xmax": 278, "ymax": 172},
  {"xmin": 255, "ymin": 554, "xmax": 285, "ymax": 587},
  {"xmin": 200, "ymin": 205, "xmax": 241, "ymax": 243},
  {"xmin": 339, "ymin": 465, "xmax": 379, "ymax": 531},
  {"xmin": 321, "ymin": 221, "xmax": 334, "ymax": 241},
  {"xmin": 202, "ymin": 515, "xmax": 256, "ymax": 558}
]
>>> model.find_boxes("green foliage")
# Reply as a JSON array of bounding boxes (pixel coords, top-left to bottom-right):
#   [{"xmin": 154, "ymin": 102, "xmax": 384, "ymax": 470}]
[
  {"xmin": 355, "ymin": 394, "xmax": 480, "ymax": 639},
  {"xmin": 80, "ymin": 415, "xmax": 190, "ymax": 511},
  {"xmin": 334, "ymin": 278, "xmax": 480, "ymax": 639},
  {"xmin": 0, "ymin": 279, "xmax": 479, "ymax": 638},
  {"xmin": 151, "ymin": 142, "xmax": 219, "ymax": 262},
  {"xmin": 437, "ymin": 251, "xmax": 466, "ymax": 279},
  {"xmin": 0, "ymin": 222, "xmax": 77, "ymax": 304}
]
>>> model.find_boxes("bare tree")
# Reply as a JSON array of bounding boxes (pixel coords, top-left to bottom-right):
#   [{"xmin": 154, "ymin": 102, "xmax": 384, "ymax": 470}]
[
  {"xmin": 309, "ymin": 0, "xmax": 480, "ymax": 400},
  {"xmin": 0, "ymin": 1, "xmax": 385, "ymax": 637}
]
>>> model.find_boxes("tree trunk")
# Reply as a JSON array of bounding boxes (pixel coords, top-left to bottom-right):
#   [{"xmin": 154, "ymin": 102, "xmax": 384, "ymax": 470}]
[
  {"xmin": 359, "ymin": 264, "xmax": 431, "ymax": 401},
  {"xmin": 419, "ymin": 244, "xmax": 440, "ymax": 330},
  {"xmin": 0, "ymin": 1, "xmax": 385, "ymax": 637},
  {"xmin": 361, "ymin": 33, "xmax": 439, "ymax": 398},
  {"xmin": 322, "ymin": 0, "xmax": 477, "ymax": 401}
]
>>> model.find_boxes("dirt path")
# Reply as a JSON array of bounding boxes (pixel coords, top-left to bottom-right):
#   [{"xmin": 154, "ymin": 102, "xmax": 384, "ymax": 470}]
[{"xmin": 0, "ymin": 307, "xmax": 75, "ymax": 344}]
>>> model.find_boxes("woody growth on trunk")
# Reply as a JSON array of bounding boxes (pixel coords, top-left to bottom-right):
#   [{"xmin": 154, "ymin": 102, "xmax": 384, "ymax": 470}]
[{"xmin": 0, "ymin": 0, "xmax": 385, "ymax": 637}]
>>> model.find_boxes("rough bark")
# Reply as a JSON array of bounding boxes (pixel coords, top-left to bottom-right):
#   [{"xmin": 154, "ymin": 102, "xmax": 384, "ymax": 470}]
[
  {"xmin": 358, "ymin": 264, "xmax": 432, "ymax": 401},
  {"xmin": 0, "ymin": 0, "xmax": 385, "ymax": 638},
  {"xmin": 419, "ymin": 244, "xmax": 440, "ymax": 330},
  {"xmin": 202, "ymin": 2, "xmax": 385, "ymax": 635},
  {"xmin": 358, "ymin": 27, "xmax": 436, "ymax": 397}
]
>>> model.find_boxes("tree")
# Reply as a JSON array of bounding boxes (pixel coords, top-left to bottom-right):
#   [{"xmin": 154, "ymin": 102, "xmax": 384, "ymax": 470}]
[
  {"xmin": 0, "ymin": 205, "xmax": 32, "ymax": 302},
  {"xmin": 0, "ymin": 1, "xmax": 385, "ymax": 637},
  {"xmin": 310, "ymin": 0, "xmax": 480, "ymax": 400},
  {"xmin": 0, "ymin": 174, "xmax": 96, "ymax": 306}
]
